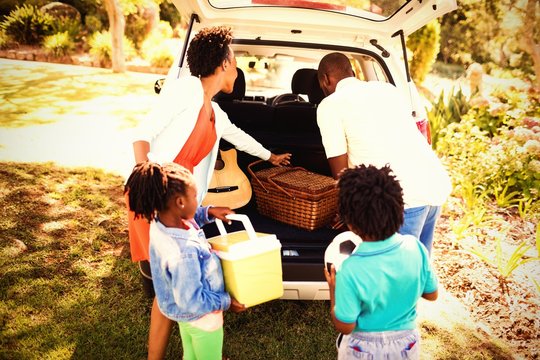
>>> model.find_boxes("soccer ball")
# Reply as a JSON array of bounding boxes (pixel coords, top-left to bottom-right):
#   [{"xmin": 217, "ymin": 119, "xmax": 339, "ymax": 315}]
[{"xmin": 324, "ymin": 231, "xmax": 363, "ymax": 272}]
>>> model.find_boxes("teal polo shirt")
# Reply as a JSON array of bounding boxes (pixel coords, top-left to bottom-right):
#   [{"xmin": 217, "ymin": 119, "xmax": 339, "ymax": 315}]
[{"xmin": 334, "ymin": 233, "xmax": 438, "ymax": 332}]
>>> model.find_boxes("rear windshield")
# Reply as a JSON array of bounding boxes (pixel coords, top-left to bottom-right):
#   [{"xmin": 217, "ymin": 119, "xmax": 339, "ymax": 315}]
[
  {"xmin": 209, "ymin": 0, "xmax": 407, "ymax": 19},
  {"xmin": 234, "ymin": 47, "xmax": 388, "ymax": 98}
]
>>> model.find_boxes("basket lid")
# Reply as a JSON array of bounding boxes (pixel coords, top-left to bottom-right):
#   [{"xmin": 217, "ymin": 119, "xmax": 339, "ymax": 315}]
[{"xmin": 272, "ymin": 169, "xmax": 337, "ymax": 194}]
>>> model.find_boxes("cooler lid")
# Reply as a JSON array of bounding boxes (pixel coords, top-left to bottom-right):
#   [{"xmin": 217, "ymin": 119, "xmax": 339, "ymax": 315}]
[{"xmin": 208, "ymin": 230, "xmax": 277, "ymax": 252}]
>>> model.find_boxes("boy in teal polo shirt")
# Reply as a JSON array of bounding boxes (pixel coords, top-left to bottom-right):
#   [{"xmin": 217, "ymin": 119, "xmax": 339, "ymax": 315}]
[{"xmin": 325, "ymin": 164, "xmax": 438, "ymax": 360}]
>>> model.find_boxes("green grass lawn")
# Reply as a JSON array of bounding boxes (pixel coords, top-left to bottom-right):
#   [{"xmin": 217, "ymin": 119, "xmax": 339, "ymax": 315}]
[{"xmin": 0, "ymin": 162, "xmax": 515, "ymax": 359}]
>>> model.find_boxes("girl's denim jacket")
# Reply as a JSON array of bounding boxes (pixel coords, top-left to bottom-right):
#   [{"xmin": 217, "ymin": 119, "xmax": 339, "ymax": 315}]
[{"xmin": 149, "ymin": 207, "xmax": 231, "ymax": 322}]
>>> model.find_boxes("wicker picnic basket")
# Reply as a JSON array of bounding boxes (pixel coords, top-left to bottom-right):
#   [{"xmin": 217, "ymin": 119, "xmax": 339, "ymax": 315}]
[{"xmin": 247, "ymin": 160, "xmax": 338, "ymax": 231}]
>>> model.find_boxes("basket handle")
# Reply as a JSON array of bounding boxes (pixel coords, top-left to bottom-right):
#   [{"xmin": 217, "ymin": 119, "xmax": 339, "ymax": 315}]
[
  {"xmin": 215, "ymin": 214, "xmax": 258, "ymax": 241},
  {"xmin": 247, "ymin": 160, "xmax": 269, "ymax": 193}
]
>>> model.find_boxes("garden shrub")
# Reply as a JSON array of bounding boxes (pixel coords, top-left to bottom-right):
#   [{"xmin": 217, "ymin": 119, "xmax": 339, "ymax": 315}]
[
  {"xmin": 427, "ymin": 87, "xmax": 470, "ymax": 147},
  {"xmin": 51, "ymin": 16, "xmax": 82, "ymax": 41},
  {"xmin": 436, "ymin": 87, "xmax": 540, "ymax": 212},
  {"xmin": 406, "ymin": 19, "xmax": 441, "ymax": 84},
  {"xmin": 88, "ymin": 30, "xmax": 136, "ymax": 66},
  {"xmin": 43, "ymin": 31, "xmax": 74, "ymax": 57},
  {"xmin": 0, "ymin": 4, "xmax": 53, "ymax": 45},
  {"xmin": 140, "ymin": 21, "xmax": 174, "ymax": 68},
  {"xmin": 0, "ymin": 30, "xmax": 10, "ymax": 49},
  {"xmin": 84, "ymin": 14, "xmax": 105, "ymax": 34}
]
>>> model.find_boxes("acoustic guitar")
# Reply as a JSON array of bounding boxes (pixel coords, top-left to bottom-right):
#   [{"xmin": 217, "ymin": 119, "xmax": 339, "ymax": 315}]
[{"xmin": 202, "ymin": 148, "xmax": 252, "ymax": 209}]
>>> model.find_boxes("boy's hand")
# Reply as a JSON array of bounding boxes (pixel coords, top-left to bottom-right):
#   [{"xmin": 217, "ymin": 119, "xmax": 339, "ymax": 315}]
[
  {"xmin": 324, "ymin": 264, "xmax": 336, "ymax": 292},
  {"xmin": 229, "ymin": 298, "xmax": 247, "ymax": 313},
  {"xmin": 208, "ymin": 207, "xmax": 235, "ymax": 224}
]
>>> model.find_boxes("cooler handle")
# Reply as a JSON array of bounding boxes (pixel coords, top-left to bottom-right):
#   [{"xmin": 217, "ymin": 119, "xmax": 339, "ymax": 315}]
[{"xmin": 215, "ymin": 214, "xmax": 258, "ymax": 241}]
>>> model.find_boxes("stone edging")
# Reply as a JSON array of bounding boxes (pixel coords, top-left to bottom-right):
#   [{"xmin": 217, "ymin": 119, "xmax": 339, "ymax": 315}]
[{"xmin": 0, "ymin": 48, "xmax": 168, "ymax": 75}]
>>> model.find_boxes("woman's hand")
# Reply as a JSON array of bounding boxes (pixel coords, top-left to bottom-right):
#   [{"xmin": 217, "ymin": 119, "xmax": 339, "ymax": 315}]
[
  {"xmin": 268, "ymin": 152, "xmax": 292, "ymax": 166},
  {"xmin": 208, "ymin": 207, "xmax": 235, "ymax": 224},
  {"xmin": 229, "ymin": 298, "xmax": 247, "ymax": 313}
]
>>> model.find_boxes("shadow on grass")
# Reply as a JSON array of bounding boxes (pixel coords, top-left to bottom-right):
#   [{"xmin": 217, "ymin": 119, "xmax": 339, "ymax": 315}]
[{"xmin": 0, "ymin": 162, "xmax": 517, "ymax": 359}]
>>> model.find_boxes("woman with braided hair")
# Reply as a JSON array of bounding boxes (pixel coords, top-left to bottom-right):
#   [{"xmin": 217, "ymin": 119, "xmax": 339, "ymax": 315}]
[
  {"xmin": 324, "ymin": 164, "xmax": 438, "ymax": 360},
  {"xmin": 125, "ymin": 161, "xmax": 245, "ymax": 360},
  {"xmin": 126, "ymin": 26, "xmax": 290, "ymax": 359}
]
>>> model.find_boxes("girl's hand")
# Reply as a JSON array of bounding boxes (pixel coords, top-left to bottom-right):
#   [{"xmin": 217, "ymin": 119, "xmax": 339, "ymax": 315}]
[
  {"xmin": 229, "ymin": 298, "xmax": 247, "ymax": 313},
  {"xmin": 208, "ymin": 207, "xmax": 235, "ymax": 224},
  {"xmin": 268, "ymin": 153, "xmax": 291, "ymax": 166}
]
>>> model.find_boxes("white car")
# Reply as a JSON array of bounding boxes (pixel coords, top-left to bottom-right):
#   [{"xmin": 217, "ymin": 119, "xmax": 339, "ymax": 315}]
[{"xmin": 161, "ymin": 0, "xmax": 457, "ymax": 300}]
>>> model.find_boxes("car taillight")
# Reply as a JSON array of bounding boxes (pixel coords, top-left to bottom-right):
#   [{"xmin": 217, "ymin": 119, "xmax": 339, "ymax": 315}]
[{"xmin": 415, "ymin": 118, "xmax": 432, "ymax": 145}]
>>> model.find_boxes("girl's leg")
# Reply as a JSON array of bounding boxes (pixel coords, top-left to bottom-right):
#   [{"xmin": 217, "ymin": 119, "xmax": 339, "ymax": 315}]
[
  {"xmin": 179, "ymin": 322, "xmax": 223, "ymax": 360},
  {"xmin": 148, "ymin": 298, "xmax": 174, "ymax": 360}
]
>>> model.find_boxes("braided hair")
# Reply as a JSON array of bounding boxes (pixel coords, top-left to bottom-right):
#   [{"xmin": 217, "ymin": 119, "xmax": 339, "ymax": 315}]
[
  {"xmin": 124, "ymin": 162, "xmax": 195, "ymax": 222},
  {"xmin": 187, "ymin": 26, "xmax": 233, "ymax": 78},
  {"xmin": 338, "ymin": 164, "xmax": 404, "ymax": 241}
]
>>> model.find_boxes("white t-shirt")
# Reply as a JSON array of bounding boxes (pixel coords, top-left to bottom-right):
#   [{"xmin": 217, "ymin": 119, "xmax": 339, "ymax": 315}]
[{"xmin": 317, "ymin": 78, "xmax": 451, "ymax": 207}]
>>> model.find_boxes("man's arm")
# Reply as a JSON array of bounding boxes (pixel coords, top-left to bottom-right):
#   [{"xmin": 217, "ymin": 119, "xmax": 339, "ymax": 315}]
[{"xmin": 328, "ymin": 154, "xmax": 348, "ymax": 179}]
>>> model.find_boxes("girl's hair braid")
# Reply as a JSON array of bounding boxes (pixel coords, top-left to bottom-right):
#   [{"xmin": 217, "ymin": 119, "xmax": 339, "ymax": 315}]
[
  {"xmin": 338, "ymin": 164, "xmax": 404, "ymax": 240},
  {"xmin": 124, "ymin": 162, "xmax": 194, "ymax": 222},
  {"xmin": 187, "ymin": 26, "xmax": 233, "ymax": 78}
]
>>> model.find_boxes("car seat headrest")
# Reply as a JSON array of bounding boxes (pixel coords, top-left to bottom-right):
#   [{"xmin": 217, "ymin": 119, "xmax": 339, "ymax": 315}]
[
  {"xmin": 213, "ymin": 67, "xmax": 246, "ymax": 102},
  {"xmin": 291, "ymin": 68, "xmax": 325, "ymax": 105}
]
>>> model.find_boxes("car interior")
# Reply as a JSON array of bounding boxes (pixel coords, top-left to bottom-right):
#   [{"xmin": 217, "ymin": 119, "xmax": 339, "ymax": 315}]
[
  {"xmin": 203, "ymin": 64, "xmax": 342, "ymax": 282},
  {"xmin": 156, "ymin": 44, "xmax": 390, "ymax": 283}
]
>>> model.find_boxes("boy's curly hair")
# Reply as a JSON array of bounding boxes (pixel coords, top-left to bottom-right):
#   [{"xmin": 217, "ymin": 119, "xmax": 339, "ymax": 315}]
[
  {"xmin": 338, "ymin": 164, "xmax": 404, "ymax": 241},
  {"xmin": 187, "ymin": 26, "xmax": 233, "ymax": 78}
]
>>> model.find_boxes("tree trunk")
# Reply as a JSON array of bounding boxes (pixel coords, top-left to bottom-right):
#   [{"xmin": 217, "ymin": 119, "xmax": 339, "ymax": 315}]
[
  {"xmin": 103, "ymin": 0, "xmax": 126, "ymax": 73},
  {"xmin": 521, "ymin": 0, "xmax": 540, "ymax": 89}
]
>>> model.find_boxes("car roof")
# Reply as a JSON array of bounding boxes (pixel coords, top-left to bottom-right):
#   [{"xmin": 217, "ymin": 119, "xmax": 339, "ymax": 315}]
[{"xmin": 173, "ymin": 0, "xmax": 457, "ymax": 43}]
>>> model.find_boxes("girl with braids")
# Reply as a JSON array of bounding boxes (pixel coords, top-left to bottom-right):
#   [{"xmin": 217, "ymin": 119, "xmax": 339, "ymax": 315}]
[
  {"xmin": 127, "ymin": 25, "xmax": 290, "ymax": 359},
  {"xmin": 125, "ymin": 161, "xmax": 245, "ymax": 360},
  {"xmin": 324, "ymin": 164, "xmax": 438, "ymax": 360}
]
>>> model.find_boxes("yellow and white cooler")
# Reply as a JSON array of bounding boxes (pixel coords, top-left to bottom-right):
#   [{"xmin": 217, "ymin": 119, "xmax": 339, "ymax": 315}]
[{"xmin": 208, "ymin": 214, "xmax": 283, "ymax": 307}]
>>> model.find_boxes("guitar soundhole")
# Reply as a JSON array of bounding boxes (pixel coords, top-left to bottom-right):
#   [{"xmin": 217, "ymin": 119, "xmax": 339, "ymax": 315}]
[{"xmin": 214, "ymin": 159, "xmax": 225, "ymax": 170}]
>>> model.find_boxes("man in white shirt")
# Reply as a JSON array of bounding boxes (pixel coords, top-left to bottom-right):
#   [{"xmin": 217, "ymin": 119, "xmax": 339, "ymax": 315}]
[{"xmin": 316, "ymin": 52, "xmax": 452, "ymax": 254}]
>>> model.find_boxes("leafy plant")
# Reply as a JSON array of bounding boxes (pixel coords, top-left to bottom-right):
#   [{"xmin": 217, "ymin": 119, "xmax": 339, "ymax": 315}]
[
  {"xmin": 51, "ymin": 16, "xmax": 82, "ymax": 41},
  {"xmin": 0, "ymin": 29, "xmax": 9, "ymax": 49},
  {"xmin": 492, "ymin": 181, "xmax": 522, "ymax": 208},
  {"xmin": 427, "ymin": 87, "xmax": 470, "ymax": 147},
  {"xmin": 0, "ymin": 4, "xmax": 53, "ymax": 45},
  {"xmin": 140, "ymin": 22, "xmax": 175, "ymax": 68},
  {"xmin": 43, "ymin": 31, "xmax": 74, "ymax": 57},
  {"xmin": 407, "ymin": 19, "xmax": 441, "ymax": 84},
  {"xmin": 88, "ymin": 30, "xmax": 136, "ymax": 66},
  {"xmin": 467, "ymin": 229, "xmax": 539, "ymax": 295}
]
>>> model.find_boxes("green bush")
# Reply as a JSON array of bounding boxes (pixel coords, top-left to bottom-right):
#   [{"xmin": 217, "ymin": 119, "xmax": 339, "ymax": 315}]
[
  {"xmin": 84, "ymin": 14, "xmax": 105, "ymax": 34},
  {"xmin": 0, "ymin": 4, "xmax": 53, "ymax": 45},
  {"xmin": 436, "ymin": 87, "xmax": 540, "ymax": 211},
  {"xmin": 407, "ymin": 19, "xmax": 441, "ymax": 84},
  {"xmin": 0, "ymin": 30, "xmax": 10, "ymax": 49},
  {"xmin": 88, "ymin": 30, "xmax": 136, "ymax": 66},
  {"xmin": 427, "ymin": 88, "xmax": 470, "ymax": 148},
  {"xmin": 51, "ymin": 16, "xmax": 82, "ymax": 41},
  {"xmin": 125, "ymin": 11, "xmax": 149, "ymax": 49},
  {"xmin": 140, "ymin": 21, "xmax": 174, "ymax": 68},
  {"xmin": 43, "ymin": 31, "xmax": 74, "ymax": 57}
]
